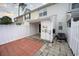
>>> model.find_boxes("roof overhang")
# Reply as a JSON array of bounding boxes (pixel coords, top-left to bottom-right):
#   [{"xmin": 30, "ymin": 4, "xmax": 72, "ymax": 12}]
[
  {"xmin": 71, "ymin": 8, "xmax": 79, "ymax": 17},
  {"xmin": 14, "ymin": 3, "xmax": 56, "ymax": 19},
  {"xmin": 27, "ymin": 16, "xmax": 50, "ymax": 23},
  {"xmin": 30, "ymin": 3, "xmax": 56, "ymax": 13},
  {"xmin": 71, "ymin": 11, "xmax": 79, "ymax": 18}
]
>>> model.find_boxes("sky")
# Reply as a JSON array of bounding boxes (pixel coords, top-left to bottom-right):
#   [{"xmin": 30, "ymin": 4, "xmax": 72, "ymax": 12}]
[{"xmin": 0, "ymin": 3, "xmax": 45, "ymax": 19}]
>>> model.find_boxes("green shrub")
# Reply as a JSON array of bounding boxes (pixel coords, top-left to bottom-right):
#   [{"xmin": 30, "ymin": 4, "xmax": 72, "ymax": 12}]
[{"xmin": 0, "ymin": 16, "xmax": 12, "ymax": 24}]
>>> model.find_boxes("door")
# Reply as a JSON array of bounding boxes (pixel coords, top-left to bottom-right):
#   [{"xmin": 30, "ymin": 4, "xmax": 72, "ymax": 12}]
[
  {"xmin": 41, "ymin": 20, "xmax": 53, "ymax": 42},
  {"xmin": 45, "ymin": 20, "xmax": 53, "ymax": 42},
  {"xmin": 41, "ymin": 20, "xmax": 45, "ymax": 40},
  {"xmin": 39, "ymin": 24, "xmax": 41, "ymax": 33}
]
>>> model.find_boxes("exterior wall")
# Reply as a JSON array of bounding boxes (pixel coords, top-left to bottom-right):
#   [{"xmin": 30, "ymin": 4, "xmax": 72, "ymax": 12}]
[
  {"xmin": 29, "ymin": 22, "xmax": 39, "ymax": 36},
  {"xmin": 16, "ymin": 3, "xmax": 72, "ymax": 35},
  {"xmin": 47, "ymin": 3, "xmax": 69, "ymax": 34},
  {"xmin": 30, "ymin": 3, "xmax": 71, "ymax": 34},
  {"xmin": 0, "ymin": 24, "xmax": 30, "ymax": 45},
  {"xmin": 15, "ymin": 3, "xmax": 72, "ymax": 42},
  {"xmin": 12, "ymin": 3, "xmax": 79, "ymax": 55},
  {"xmin": 2, "ymin": 4, "xmax": 79, "ymax": 55},
  {"xmin": 29, "ymin": 3, "xmax": 72, "ymax": 42},
  {"xmin": 31, "ymin": 11, "xmax": 39, "ymax": 20}
]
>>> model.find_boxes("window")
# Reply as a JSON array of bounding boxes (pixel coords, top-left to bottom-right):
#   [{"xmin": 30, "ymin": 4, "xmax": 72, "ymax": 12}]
[
  {"xmin": 43, "ymin": 11, "xmax": 47, "ymax": 16},
  {"xmin": 25, "ymin": 13, "xmax": 31, "ymax": 20},
  {"xmin": 59, "ymin": 26, "xmax": 63, "ymax": 30},
  {"xmin": 58, "ymin": 22, "xmax": 63, "ymax": 30},
  {"xmin": 53, "ymin": 29, "xmax": 55, "ymax": 34},
  {"xmin": 67, "ymin": 19, "xmax": 71, "ymax": 27},
  {"xmin": 24, "ymin": 16, "xmax": 26, "ymax": 20},
  {"xmin": 29, "ymin": 13, "xmax": 31, "ymax": 19},
  {"xmin": 72, "ymin": 3, "xmax": 79, "ymax": 9},
  {"xmin": 73, "ymin": 17, "xmax": 79, "ymax": 22},
  {"xmin": 39, "ymin": 11, "xmax": 47, "ymax": 17},
  {"xmin": 39, "ymin": 13, "xmax": 42, "ymax": 17}
]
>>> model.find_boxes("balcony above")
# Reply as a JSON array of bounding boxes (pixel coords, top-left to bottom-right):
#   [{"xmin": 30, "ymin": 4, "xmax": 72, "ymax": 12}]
[
  {"xmin": 27, "ymin": 16, "xmax": 50, "ymax": 23},
  {"xmin": 71, "ymin": 8, "xmax": 79, "ymax": 17},
  {"xmin": 71, "ymin": 3, "xmax": 79, "ymax": 17}
]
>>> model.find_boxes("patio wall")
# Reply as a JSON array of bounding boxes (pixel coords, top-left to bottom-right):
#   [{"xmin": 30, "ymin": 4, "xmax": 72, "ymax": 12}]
[
  {"xmin": 0, "ymin": 24, "xmax": 30, "ymax": 45},
  {"xmin": 67, "ymin": 20, "xmax": 79, "ymax": 56}
]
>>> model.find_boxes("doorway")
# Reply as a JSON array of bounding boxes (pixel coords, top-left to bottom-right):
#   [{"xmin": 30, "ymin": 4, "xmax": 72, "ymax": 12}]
[
  {"xmin": 29, "ymin": 22, "xmax": 41, "ymax": 39},
  {"xmin": 39, "ymin": 24, "xmax": 41, "ymax": 33}
]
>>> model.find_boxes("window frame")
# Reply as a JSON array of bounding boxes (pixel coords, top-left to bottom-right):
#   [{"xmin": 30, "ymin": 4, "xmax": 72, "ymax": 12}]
[
  {"xmin": 25, "ymin": 13, "xmax": 31, "ymax": 20},
  {"xmin": 72, "ymin": 3, "xmax": 79, "ymax": 9},
  {"xmin": 59, "ymin": 26, "xmax": 63, "ymax": 30},
  {"xmin": 39, "ymin": 11, "xmax": 47, "ymax": 17},
  {"xmin": 43, "ymin": 11, "xmax": 47, "ymax": 16},
  {"xmin": 73, "ymin": 17, "xmax": 79, "ymax": 22},
  {"xmin": 39, "ymin": 13, "xmax": 43, "ymax": 17},
  {"xmin": 67, "ymin": 19, "xmax": 71, "ymax": 28}
]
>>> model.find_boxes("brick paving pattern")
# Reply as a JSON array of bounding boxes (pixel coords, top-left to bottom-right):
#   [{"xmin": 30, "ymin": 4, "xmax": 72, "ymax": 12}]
[
  {"xmin": 0, "ymin": 37, "xmax": 44, "ymax": 56},
  {"xmin": 0, "ymin": 37, "xmax": 73, "ymax": 56}
]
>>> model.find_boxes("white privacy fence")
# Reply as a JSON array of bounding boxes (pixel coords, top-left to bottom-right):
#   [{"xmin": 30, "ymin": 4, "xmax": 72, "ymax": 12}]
[
  {"xmin": 68, "ymin": 20, "xmax": 79, "ymax": 56},
  {"xmin": 0, "ymin": 24, "xmax": 30, "ymax": 45}
]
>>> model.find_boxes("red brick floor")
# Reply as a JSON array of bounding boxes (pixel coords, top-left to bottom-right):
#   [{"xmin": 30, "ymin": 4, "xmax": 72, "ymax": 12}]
[{"xmin": 0, "ymin": 37, "xmax": 44, "ymax": 56}]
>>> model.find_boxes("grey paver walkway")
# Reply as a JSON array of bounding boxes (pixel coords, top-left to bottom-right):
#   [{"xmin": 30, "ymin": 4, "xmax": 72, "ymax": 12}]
[{"xmin": 34, "ymin": 38, "xmax": 73, "ymax": 56}]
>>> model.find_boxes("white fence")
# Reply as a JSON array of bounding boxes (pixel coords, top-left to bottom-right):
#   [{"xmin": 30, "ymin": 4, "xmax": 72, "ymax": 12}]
[
  {"xmin": 0, "ymin": 24, "xmax": 30, "ymax": 45},
  {"xmin": 67, "ymin": 20, "xmax": 79, "ymax": 56}
]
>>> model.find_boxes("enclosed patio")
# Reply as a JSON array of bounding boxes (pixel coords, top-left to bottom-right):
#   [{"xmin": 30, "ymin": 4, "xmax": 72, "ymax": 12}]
[{"xmin": 0, "ymin": 37, "xmax": 73, "ymax": 56}]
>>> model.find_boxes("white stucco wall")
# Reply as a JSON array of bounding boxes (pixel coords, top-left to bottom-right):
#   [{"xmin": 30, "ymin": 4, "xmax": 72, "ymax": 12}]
[
  {"xmin": 0, "ymin": 24, "xmax": 30, "ymax": 45},
  {"xmin": 47, "ymin": 3, "xmax": 69, "ymax": 34},
  {"xmin": 31, "ymin": 11, "xmax": 39, "ymax": 20},
  {"xmin": 29, "ymin": 22, "xmax": 39, "ymax": 36},
  {"xmin": 30, "ymin": 3, "xmax": 71, "ymax": 34},
  {"xmin": 29, "ymin": 3, "xmax": 71, "ymax": 42}
]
